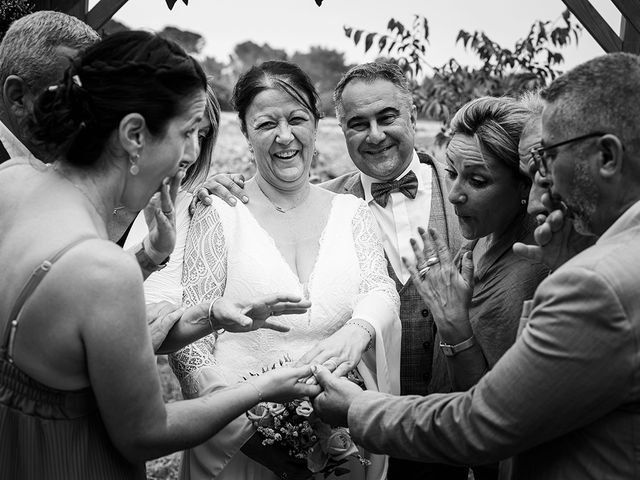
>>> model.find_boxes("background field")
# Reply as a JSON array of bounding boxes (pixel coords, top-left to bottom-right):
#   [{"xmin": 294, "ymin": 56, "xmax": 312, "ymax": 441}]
[{"xmin": 145, "ymin": 112, "xmax": 442, "ymax": 479}]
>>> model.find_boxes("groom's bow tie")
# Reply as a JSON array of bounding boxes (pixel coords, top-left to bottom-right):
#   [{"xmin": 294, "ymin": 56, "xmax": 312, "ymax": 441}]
[{"xmin": 371, "ymin": 171, "xmax": 418, "ymax": 207}]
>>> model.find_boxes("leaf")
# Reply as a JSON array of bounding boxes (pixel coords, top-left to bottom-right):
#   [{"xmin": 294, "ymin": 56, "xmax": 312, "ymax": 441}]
[
  {"xmin": 165, "ymin": 0, "xmax": 178, "ymax": 8},
  {"xmin": 387, "ymin": 41, "xmax": 396, "ymax": 53},
  {"xmin": 365, "ymin": 32, "xmax": 376, "ymax": 53},
  {"xmin": 353, "ymin": 30, "xmax": 363, "ymax": 46},
  {"xmin": 315, "ymin": 0, "xmax": 323, "ymax": 5},
  {"xmin": 423, "ymin": 17, "xmax": 429, "ymax": 40},
  {"xmin": 343, "ymin": 26, "xmax": 353, "ymax": 38},
  {"xmin": 378, "ymin": 36, "xmax": 388, "ymax": 54}
]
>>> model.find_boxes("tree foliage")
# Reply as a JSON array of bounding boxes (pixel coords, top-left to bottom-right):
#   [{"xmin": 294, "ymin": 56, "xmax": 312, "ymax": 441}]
[
  {"xmin": 344, "ymin": 11, "xmax": 582, "ymax": 144},
  {"xmin": 158, "ymin": 25, "xmax": 205, "ymax": 55},
  {"xmin": 0, "ymin": 0, "xmax": 34, "ymax": 42}
]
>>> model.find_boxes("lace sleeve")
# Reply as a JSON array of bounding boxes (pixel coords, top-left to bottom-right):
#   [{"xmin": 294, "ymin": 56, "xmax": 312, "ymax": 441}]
[
  {"xmin": 351, "ymin": 201, "xmax": 402, "ymax": 395},
  {"xmin": 352, "ymin": 202, "xmax": 400, "ymax": 311},
  {"xmin": 168, "ymin": 204, "xmax": 228, "ymax": 398}
]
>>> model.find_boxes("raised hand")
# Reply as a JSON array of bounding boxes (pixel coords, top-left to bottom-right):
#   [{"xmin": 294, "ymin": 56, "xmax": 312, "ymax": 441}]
[
  {"xmin": 513, "ymin": 193, "xmax": 596, "ymax": 270},
  {"xmin": 190, "ymin": 173, "xmax": 248, "ymax": 214},
  {"xmin": 312, "ymin": 365, "xmax": 364, "ymax": 427},
  {"xmin": 143, "ymin": 171, "xmax": 183, "ymax": 263},
  {"xmin": 210, "ymin": 293, "xmax": 312, "ymax": 333},
  {"xmin": 403, "ymin": 227, "xmax": 474, "ymax": 341}
]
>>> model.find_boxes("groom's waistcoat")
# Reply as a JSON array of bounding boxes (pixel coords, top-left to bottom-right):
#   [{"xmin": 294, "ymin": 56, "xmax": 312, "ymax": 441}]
[{"xmin": 322, "ymin": 151, "xmax": 462, "ymax": 395}]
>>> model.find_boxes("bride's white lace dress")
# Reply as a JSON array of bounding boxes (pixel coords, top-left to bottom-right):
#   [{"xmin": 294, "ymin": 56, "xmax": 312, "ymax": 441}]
[{"xmin": 136, "ymin": 192, "xmax": 401, "ymax": 480}]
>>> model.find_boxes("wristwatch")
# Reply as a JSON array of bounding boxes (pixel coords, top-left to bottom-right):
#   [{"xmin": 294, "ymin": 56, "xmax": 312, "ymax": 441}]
[
  {"xmin": 135, "ymin": 241, "xmax": 170, "ymax": 272},
  {"xmin": 439, "ymin": 335, "xmax": 477, "ymax": 357}
]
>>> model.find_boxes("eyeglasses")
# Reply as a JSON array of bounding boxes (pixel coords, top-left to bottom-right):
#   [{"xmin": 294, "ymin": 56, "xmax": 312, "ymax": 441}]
[{"xmin": 529, "ymin": 132, "xmax": 606, "ymax": 177}]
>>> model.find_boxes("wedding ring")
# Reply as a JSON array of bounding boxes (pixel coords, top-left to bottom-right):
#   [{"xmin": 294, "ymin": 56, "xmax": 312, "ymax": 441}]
[
  {"xmin": 162, "ymin": 209, "xmax": 173, "ymax": 215},
  {"xmin": 418, "ymin": 266, "xmax": 430, "ymax": 280},
  {"xmin": 425, "ymin": 256, "xmax": 440, "ymax": 267}
]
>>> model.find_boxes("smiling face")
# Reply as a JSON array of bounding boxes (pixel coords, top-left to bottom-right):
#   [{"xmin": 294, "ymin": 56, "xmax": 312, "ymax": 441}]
[
  {"xmin": 125, "ymin": 89, "xmax": 206, "ymax": 210},
  {"xmin": 243, "ymin": 87, "xmax": 317, "ymax": 190},
  {"xmin": 446, "ymin": 134, "xmax": 527, "ymax": 240},
  {"xmin": 339, "ymin": 79, "xmax": 417, "ymax": 181}
]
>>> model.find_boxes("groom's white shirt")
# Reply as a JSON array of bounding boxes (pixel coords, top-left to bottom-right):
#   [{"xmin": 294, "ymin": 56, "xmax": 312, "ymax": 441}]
[{"xmin": 360, "ymin": 151, "xmax": 433, "ymax": 284}]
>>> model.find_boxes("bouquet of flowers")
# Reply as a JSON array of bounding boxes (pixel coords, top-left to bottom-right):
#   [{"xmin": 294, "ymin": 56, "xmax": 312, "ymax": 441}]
[{"xmin": 245, "ymin": 359, "xmax": 369, "ymax": 478}]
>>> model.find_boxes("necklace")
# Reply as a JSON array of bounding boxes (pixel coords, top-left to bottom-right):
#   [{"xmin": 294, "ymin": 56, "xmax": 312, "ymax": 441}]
[
  {"xmin": 255, "ymin": 181, "xmax": 307, "ymax": 214},
  {"xmin": 52, "ymin": 164, "xmax": 105, "ymax": 218}
]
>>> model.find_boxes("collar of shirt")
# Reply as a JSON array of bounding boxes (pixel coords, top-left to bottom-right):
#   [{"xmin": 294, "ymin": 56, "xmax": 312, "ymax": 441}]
[
  {"xmin": 360, "ymin": 150, "xmax": 423, "ymax": 203},
  {"xmin": 0, "ymin": 119, "xmax": 37, "ymax": 161}
]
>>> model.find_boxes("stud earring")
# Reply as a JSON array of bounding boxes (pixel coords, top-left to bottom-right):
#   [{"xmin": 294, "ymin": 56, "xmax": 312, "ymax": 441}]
[
  {"xmin": 129, "ymin": 153, "xmax": 140, "ymax": 176},
  {"xmin": 521, "ymin": 198, "xmax": 527, "ymax": 205}
]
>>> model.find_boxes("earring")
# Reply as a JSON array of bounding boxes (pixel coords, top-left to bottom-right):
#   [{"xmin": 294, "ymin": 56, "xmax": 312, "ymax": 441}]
[
  {"xmin": 521, "ymin": 198, "xmax": 527, "ymax": 205},
  {"xmin": 314, "ymin": 149, "xmax": 319, "ymax": 157},
  {"xmin": 129, "ymin": 152, "xmax": 140, "ymax": 176}
]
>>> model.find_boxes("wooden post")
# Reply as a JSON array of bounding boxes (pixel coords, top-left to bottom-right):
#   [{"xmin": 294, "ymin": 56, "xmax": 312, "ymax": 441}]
[
  {"xmin": 561, "ymin": 0, "xmax": 622, "ymax": 52},
  {"xmin": 86, "ymin": 0, "xmax": 130, "ymax": 30},
  {"xmin": 32, "ymin": 0, "xmax": 89, "ymax": 21}
]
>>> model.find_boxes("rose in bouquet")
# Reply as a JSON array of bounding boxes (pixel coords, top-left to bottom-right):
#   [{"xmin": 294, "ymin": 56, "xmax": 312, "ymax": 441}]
[{"xmin": 245, "ymin": 360, "xmax": 369, "ymax": 478}]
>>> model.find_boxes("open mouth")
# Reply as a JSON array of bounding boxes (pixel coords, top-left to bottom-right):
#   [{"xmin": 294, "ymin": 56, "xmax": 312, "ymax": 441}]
[{"xmin": 273, "ymin": 150, "xmax": 299, "ymax": 160}]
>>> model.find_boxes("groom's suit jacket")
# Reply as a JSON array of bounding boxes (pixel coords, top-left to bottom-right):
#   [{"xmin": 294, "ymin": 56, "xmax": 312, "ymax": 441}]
[{"xmin": 322, "ymin": 151, "xmax": 462, "ymax": 396}]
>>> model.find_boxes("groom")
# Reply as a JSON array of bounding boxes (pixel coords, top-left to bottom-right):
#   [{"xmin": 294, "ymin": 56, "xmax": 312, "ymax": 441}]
[{"xmin": 200, "ymin": 62, "xmax": 464, "ymax": 479}]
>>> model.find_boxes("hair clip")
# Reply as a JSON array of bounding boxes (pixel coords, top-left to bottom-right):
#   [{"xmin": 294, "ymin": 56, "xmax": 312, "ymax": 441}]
[{"xmin": 72, "ymin": 74, "xmax": 83, "ymax": 88}]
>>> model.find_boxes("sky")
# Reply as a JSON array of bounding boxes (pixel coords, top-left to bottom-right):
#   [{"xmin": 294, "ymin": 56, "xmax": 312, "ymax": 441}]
[{"xmin": 91, "ymin": 0, "xmax": 621, "ymax": 71}]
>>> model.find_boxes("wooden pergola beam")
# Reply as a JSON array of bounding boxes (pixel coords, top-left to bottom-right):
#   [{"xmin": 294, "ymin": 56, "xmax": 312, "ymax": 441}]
[
  {"xmin": 86, "ymin": 0, "xmax": 130, "ymax": 30},
  {"xmin": 561, "ymin": 0, "xmax": 623, "ymax": 52},
  {"xmin": 611, "ymin": 0, "xmax": 640, "ymax": 33}
]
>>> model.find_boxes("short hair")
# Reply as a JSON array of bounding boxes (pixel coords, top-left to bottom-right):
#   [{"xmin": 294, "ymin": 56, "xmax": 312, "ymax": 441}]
[
  {"xmin": 0, "ymin": 11, "xmax": 100, "ymax": 93},
  {"xmin": 518, "ymin": 90, "xmax": 544, "ymax": 125},
  {"xmin": 541, "ymin": 52, "xmax": 640, "ymax": 156},
  {"xmin": 232, "ymin": 60, "xmax": 322, "ymax": 134},
  {"xmin": 333, "ymin": 62, "xmax": 413, "ymax": 123},
  {"xmin": 182, "ymin": 80, "xmax": 221, "ymax": 192},
  {"xmin": 450, "ymin": 96, "xmax": 530, "ymax": 183},
  {"xmin": 30, "ymin": 30, "xmax": 207, "ymax": 168}
]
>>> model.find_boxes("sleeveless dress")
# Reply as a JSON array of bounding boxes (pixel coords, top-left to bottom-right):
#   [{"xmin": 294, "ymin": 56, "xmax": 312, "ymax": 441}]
[
  {"xmin": 135, "ymin": 193, "xmax": 401, "ymax": 480},
  {"xmin": 0, "ymin": 239, "xmax": 144, "ymax": 480}
]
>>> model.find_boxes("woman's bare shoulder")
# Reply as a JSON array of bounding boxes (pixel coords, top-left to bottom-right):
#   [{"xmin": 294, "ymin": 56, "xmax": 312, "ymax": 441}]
[{"xmin": 48, "ymin": 239, "xmax": 143, "ymax": 299}]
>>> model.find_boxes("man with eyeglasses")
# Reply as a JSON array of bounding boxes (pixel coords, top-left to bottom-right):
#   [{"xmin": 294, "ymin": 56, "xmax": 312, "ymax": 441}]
[
  {"xmin": 513, "ymin": 97, "xmax": 596, "ymax": 271},
  {"xmin": 311, "ymin": 52, "xmax": 640, "ymax": 480}
]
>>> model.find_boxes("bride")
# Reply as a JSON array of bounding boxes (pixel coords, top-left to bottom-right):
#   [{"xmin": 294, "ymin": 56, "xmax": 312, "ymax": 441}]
[{"xmin": 142, "ymin": 60, "xmax": 401, "ymax": 480}]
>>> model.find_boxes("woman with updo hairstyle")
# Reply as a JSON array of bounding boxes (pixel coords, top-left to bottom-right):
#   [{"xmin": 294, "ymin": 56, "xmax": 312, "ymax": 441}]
[
  {"xmin": 405, "ymin": 96, "xmax": 549, "ymax": 479},
  {"xmin": 141, "ymin": 60, "xmax": 401, "ymax": 480},
  {"xmin": 0, "ymin": 32, "xmax": 319, "ymax": 480}
]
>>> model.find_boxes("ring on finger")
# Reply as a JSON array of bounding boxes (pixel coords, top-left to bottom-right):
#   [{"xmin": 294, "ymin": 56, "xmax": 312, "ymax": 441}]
[
  {"xmin": 418, "ymin": 266, "xmax": 430, "ymax": 279},
  {"xmin": 425, "ymin": 256, "xmax": 440, "ymax": 267},
  {"xmin": 162, "ymin": 209, "xmax": 174, "ymax": 215}
]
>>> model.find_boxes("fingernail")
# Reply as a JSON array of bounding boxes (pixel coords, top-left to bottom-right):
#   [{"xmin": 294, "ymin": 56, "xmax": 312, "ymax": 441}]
[
  {"xmin": 242, "ymin": 196, "xmax": 249, "ymax": 203},
  {"xmin": 230, "ymin": 198, "xmax": 237, "ymax": 205}
]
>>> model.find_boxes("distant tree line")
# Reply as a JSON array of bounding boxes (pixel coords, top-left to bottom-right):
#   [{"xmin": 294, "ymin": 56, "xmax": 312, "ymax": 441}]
[{"xmin": 103, "ymin": 20, "xmax": 354, "ymax": 117}]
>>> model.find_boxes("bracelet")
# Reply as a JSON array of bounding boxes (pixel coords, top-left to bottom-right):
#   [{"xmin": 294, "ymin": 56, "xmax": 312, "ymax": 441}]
[
  {"xmin": 134, "ymin": 241, "xmax": 170, "ymax": 273},
  {"xmin": 439, "ymin": 335, "xmax": 477, "ymax": 357},
  {"xmin": 244, "ymin": 381, "xmax": 263, "ymax": 403},
  {"xmin": 345, "ymin": 319, "xmax": 375, "ymax": 352},
  {"xmin": 207, "ymin": 297, "xmax": 225, "ymax": 335}
]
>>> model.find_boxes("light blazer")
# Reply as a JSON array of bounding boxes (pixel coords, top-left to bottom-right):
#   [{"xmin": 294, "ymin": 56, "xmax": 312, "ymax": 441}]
[
  {"xmin": 346, "ymin": 199, "xmax": 640, "ymax": 479},
  {"xmin": 322, "ymin": 151, "xmax": 462, "ymax": 395}
]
